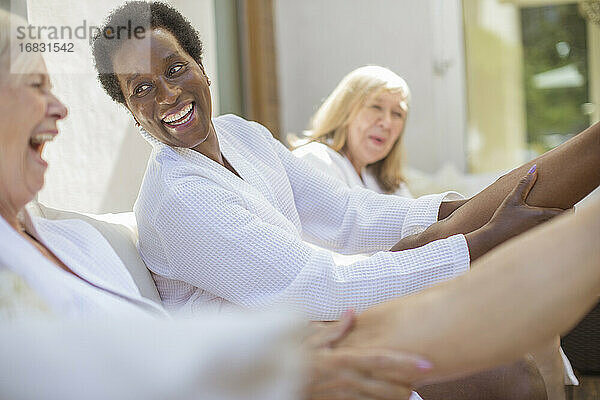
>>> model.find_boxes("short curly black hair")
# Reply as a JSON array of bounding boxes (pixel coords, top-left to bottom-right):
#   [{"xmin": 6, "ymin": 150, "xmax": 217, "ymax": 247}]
[{"xmin": 92, "ymin": 1, "xmax": 203, "ymax": 105}]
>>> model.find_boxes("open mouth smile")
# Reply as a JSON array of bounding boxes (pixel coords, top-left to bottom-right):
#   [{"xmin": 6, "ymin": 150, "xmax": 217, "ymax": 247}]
[
  {"xmin": 28, "ymin": 133, "xmax": 56, "ymax": 166},
  {"xmin": 162, "ymin": 102, "xmax": 196, "ymax": 129},
  {"xmin": 369, "ymin": 135, "xmax": 385, "ymax": 145}
]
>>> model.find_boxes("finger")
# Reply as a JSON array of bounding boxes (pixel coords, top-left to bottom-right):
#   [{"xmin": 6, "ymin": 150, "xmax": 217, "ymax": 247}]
[
  {"xmin": 331, "ymin": 348, "xmax": 433, "ymax": 385},
  {"xmin": 539, "ymin": 208, "xmax": 564, "ymax": 222},
  {"xmin": 527, "ymin": 207, "xmax": 564, "ymax": 222},
  {"xmin": 324, "ymin": 309, "xmax": 356, "ymax": 347},
  {"xmin": 503, "ymin": 172, "xmax": 533, "ymax": 206},
  {"xmin": 516, "ymin": 165, "xmax": 538, "ymax": 203},
  {"xmin": 528, "ymin": 206, "xmax": 565, "ymax": 215},
  {"xmin": 308, "ymin": 367, "xmax": 370, "ymax": 400}
]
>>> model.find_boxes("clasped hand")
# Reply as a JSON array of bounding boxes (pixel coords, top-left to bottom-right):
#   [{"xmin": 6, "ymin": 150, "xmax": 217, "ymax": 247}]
[
  {"xmin": 391, "ymin": 167, "xmax": 567, "ymax": 261},
  {"xmin": 305, "ymin": 310, "xmax": 432, "ymax": 400}
]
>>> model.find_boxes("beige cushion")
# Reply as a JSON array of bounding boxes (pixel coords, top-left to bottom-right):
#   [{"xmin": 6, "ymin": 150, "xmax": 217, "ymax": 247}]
[{"xmin": 26, "ymin": 202, "xmax": 161, "ymax": 303}]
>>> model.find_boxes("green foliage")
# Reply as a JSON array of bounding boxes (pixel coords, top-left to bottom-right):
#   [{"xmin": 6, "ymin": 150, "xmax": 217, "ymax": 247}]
[{"xmin": 521, "ymin": 4, "xmax": 589, "ymax": 152}]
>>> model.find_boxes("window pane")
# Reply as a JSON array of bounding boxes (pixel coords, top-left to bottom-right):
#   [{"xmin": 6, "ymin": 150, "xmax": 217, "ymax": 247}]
[
  {"xmin": 521, "ymin": 4, "xmax": 589, "ymax": 153},
  {"xmin": 463, "ymin": 0, "xmax": 595, "ymax": 173}
]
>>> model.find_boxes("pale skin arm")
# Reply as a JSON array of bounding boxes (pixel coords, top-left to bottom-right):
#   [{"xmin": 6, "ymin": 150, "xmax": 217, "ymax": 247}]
[
  {"xmin": 306, "ymin": 312, "xmax": 430, "ymax": 400},
  {"xmin": 341, "ymin": 194, "xmax": 600, "ymax": 386}
]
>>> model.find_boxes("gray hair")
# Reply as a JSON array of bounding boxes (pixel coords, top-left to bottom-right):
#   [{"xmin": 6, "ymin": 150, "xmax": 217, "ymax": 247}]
[{"xmin": 0, "ymin": 9, "xmax": 44, "ymax": 86}]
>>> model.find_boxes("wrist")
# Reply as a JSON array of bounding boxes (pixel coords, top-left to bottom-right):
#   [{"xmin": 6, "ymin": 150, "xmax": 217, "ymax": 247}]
[{"xmin": 465, "ymin": 224, "xmax": 499, "ymax": 262}]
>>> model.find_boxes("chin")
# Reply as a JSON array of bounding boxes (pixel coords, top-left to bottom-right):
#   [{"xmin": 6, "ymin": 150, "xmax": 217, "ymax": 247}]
[{"xmin": 26, "ymin": 179, "xmax": 44, "ymax": 200}]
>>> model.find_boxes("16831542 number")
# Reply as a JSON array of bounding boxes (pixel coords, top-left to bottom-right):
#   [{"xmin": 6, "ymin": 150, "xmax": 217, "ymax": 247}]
[{"xmin": 19, "ymin": 42, "xmax": 74, "ymax": 53}]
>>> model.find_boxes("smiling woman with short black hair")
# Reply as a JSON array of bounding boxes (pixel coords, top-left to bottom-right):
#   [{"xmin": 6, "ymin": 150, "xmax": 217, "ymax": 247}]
[{"xmin": 92, "ymin": 0, "xmax": 600, "ymax": 319}]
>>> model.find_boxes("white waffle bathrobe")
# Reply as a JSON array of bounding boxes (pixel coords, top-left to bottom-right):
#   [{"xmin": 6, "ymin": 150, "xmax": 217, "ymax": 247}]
[
  {"xmin": 0, "ymin": 213, "xmax": 306, "ymax": 400},
  {"xmin": 293, "ymin": 141, "xmax": 413, "ymax": 197},
  {"xmin": 0, "ymin": 211, "xmax": 164, "ymax": 320},
  {"xmin": 136, "ymin": 114, "xmax": 470, "ymax": 318}
]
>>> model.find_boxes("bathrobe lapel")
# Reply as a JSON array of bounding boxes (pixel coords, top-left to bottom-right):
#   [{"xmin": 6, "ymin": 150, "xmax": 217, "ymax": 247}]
[{"xmin": 23, "ymin": 214, "xmax": 165, "ymax": 316}]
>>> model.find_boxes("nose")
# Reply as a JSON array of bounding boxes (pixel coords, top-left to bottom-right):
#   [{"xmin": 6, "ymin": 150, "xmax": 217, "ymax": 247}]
[
  {"xmin": 46, "ymin": 92, "xmax": 68, "ymax": 120},
  {"xmin": 156, "ymin": 78, "xmax": 181, "ymax": 105},
  {"xmin": 378, "ymin": 111, "xmax": 392, "ymax": 129}
]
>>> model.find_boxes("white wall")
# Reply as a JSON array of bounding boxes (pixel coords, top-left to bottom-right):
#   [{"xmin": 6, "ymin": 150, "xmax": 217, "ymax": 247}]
[
  {"xmin": 274, "ymin": 0, "xmax": 467, "ymax": 173},
  {"xmin": 27, "ymin": 0, "xmax": 218, "ymax": 213}
]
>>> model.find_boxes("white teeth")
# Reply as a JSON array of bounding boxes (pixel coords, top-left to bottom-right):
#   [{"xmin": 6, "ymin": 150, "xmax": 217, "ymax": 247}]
[
  {"xmin": 30, "ymin": 134, "xmax": 55, "ymax": 145},
  {"xmin": 163, "ymin": 103, "xmax": 193, "ymax": 123}
]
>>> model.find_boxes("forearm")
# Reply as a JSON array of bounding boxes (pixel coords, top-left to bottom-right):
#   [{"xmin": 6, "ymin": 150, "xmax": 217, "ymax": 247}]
[
  {"xmin": 394, "ymin": 123, "xmax": 600, "ymax": 250},
  {"xmin": 448, "ymin": 122, "xmax": 600, "ymax": 233},
  {"xmin": 438, "ymin": 199, "xmax": 469, "ymax": 220},
  {"xmin": 390, "ymin": 218, "xmax": 496, "ymax": 262},
  {"xmin": 342, "ymin": 198, "xmax": 600, "ymax": 385}
]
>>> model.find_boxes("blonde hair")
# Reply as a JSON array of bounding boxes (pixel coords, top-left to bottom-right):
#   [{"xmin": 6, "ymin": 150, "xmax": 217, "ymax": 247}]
[
  {"xmin": 0, "ymin": 10, "xmax": 44, "ymax": 87},
  {"xmin": 308, "ymin": 65, "xmax": 411, "ymax": 193}
]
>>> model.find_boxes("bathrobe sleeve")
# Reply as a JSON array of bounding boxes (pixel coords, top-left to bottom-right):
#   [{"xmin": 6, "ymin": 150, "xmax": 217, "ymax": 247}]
[
  {"xmin": 0, "ymin": 312, "xmax": 304, "ymax": 400},
  {"xmin": 152, "ymin": 175, "xmax": 469, "ymax": 319},
  {"xmin": 253, "ymin": 120, "xmax": 464, "ymax": 253}
]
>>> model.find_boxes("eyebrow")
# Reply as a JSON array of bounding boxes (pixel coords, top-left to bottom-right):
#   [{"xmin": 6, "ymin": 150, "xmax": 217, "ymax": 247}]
[
  {"xmin": 126, "ymin": 73, "xmax": 141, "ymax": 87},
  {"xmin": 163, "ymin": 53, "xmax": 180, "ymax": 64},
  {"xmin": 370, "ymin": 97, "xmax": 402, "ymax": 108}
]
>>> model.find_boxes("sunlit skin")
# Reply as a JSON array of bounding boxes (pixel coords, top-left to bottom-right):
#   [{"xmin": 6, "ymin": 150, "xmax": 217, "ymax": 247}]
[
  {"xmin": 0, "ymin": 62, "xmax": 67, "ymax": 230},
  {"xmin": 344, "ymin": 91, "xmax": 408, "ymax": 177},
  {"xmin": 112, "ymin": 28, "xmax": 224, "ymax": 166}
]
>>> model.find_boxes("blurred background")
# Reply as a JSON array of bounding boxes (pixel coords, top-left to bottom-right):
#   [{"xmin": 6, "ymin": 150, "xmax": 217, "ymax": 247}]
[{"xmin": 2, "ymin": 0, "xmax": 599, "ymax": 213}]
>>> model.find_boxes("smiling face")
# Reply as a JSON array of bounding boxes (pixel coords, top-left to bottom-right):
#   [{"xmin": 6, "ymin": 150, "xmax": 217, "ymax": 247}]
[
  {"xmin": 0, "ymin": 59, "xmax": 68, "ymax": 222},
  {"xmin": 113, "ymin": 28, "xmax": 214, "ymax": 152},
  {"xmin": 344, "ymin": 91, "xmax": 408, "ymax": 174}
]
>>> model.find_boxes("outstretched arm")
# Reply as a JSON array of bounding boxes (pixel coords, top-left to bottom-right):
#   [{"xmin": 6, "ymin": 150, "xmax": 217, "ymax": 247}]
[
  {"xmin": 395, "ymin": 169, "xmax": 564, "ymax": 261},
  {"xmin": 443, "ymin": 121, "xmax": 600, "ymax": 230},
  {"xmin": 397, "ymin": 122, "xmax": 600, "ymax": 253},
  {"xmin": 341, "ymin": 195, "xmax": 600, "ymax": 385}
]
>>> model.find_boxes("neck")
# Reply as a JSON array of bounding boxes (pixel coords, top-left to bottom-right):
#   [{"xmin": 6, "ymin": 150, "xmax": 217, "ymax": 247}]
[
  {"xmin": 0, "ymin": 201, "xmax": 23, "ymax": 232},
  {"xmin": 191, "ymin": 122, "xmax": 224, "ymax": 166},
  {"xmin": 342, "ymin": 148, "xmax": 365, "ymax": 177}
]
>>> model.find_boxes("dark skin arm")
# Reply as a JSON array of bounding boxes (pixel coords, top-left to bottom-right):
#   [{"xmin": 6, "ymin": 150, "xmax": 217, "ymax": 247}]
[
  {"xmin": 395, "ymin": 122, "xmax": 600, "ymax": 258},
  {"xmin": 394, "ymin": 169, "xmax": 564, "ymax": 261},
  {"xmin": 438, "ymin": 199, "xmax": 469, "ymax": 221}
]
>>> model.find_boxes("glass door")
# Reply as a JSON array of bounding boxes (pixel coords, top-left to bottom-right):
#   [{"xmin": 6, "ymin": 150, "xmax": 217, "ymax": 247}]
[{"xmin": 463, "ymin": 0, "xmax": 599, "ymax": 172}]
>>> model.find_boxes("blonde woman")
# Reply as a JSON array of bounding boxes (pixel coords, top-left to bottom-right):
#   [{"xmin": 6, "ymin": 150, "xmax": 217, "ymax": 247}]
[{"xmin": 293, "ymin": 65, "xmax": 412, "ymax": 197}]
